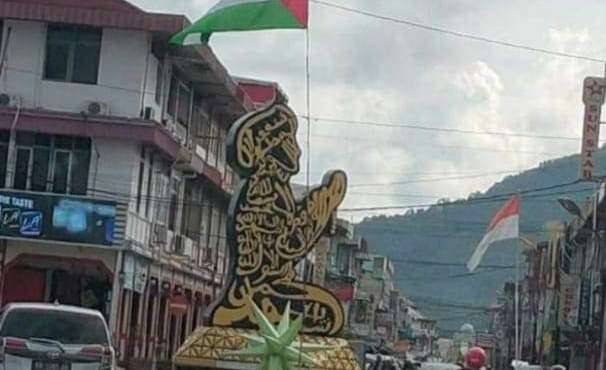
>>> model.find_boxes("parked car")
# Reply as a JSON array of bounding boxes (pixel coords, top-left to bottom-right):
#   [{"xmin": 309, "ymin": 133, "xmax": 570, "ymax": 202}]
[{"xmin": 0, "ymin": 302, "xmax": 115, "ymax": 370}]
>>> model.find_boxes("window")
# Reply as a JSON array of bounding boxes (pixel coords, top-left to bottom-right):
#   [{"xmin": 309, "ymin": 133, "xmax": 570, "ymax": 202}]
[
  {"xmin": 0, "ymin": 309, "xmax": 109, "ymax": 345},
  {"xmin": 0, "ymin": 130, "xmax": 9, "ymax": 188},
  {"xmin": 145, "ymin": 154, "xmax": 154, "ymax": 217},
  {"xmin": 167, "ymin": 76, "xmax": 178, "ymax": 118},
  {"xmin": 10, "ymin": 133, "xmax": 90, "ymax": 194},
  {"xmin": 209, "ymin": 207, "xmax": 220, "ymax": 264},
  {"xmin": 136, "ymin": 148, "xmax": 145, "ymax": 213},
  {"xmin": 183, "ymin": 181, "xmax": 202, "ymax": 240},
  {"xmin": 177, "ymin": 83, "xmax": 190, "ymax": 126},
  {"xmin": 198, "ymin": 193, "xmax": 212, "ymax": 265},
  {"xmin": 13, "ymin": 148, "xmax": 31, "ymax": 190},
  {"xmin": 153, "ymin": 164, "xmax": 171, "ymax": 225},
  {"xmin": 198, "ymin": 116, "xmax": 211, "ymax": 158},
  {"xmin": 51, "ymin": 136, "xmax": 90, "ymax": 195},
  {"xmin": 166, "ymin": 75, "xmax": 191, "ymax": 127},
  {"xmin": 168, "ymin": 178, "xmax": 180, "ymax": 232},
  {"xmin": 44, "ymin": 24, "xmax": 102, "ymax": 84},
  {"xmin": 337, "ymin": 244, "xmax": 353, "ymax": 274},
  {"xmin": 155, "ymin": 63, "xmax": 163, "ymax": 105},
  {"xmin": 208, "ymin": 123, "xmax": 219, "ymax": 166},
  {"xmin": 52, "ymin": 150, "xmax": 70, "ymax": 193}
]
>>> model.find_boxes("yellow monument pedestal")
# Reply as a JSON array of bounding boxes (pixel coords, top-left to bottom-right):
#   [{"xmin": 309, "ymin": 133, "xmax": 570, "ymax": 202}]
[{"xmin": 173, "ymin": 326, "xmax": 362, "ymax": 370}]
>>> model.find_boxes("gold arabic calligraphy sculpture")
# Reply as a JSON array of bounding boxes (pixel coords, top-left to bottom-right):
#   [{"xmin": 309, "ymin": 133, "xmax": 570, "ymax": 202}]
[{"xmin": 209, "ymin": 101, "xmax": 347, "ymax": 336}]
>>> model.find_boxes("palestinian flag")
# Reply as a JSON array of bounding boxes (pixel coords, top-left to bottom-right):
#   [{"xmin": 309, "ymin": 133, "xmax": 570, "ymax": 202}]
[{"xmin": 170, "ymin": 0, "xmax": 308, "ymax": 45}]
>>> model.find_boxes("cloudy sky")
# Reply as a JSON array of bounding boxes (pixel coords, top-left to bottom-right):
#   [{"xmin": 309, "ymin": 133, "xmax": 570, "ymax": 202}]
[{"xmin": 134, "ymin": 0, "xmax": 606, "ymax": 220}]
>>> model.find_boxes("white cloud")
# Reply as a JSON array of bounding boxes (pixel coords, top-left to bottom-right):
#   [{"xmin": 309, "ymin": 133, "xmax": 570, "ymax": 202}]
[{"xmin": 131, "ymin": 0, "xmax": 606, "ymax": 219}]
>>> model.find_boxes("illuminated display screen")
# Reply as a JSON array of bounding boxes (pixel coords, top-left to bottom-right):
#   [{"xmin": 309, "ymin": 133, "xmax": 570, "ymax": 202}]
[{"xmin": 0, "ymin": 190, "xmax": 116, "ymax": 246}]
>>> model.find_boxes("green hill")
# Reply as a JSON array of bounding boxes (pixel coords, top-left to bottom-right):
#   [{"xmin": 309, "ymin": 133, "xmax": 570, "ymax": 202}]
[{"xmin": 355, "ymin": 148, "xmax": 606, "ymax": 335}]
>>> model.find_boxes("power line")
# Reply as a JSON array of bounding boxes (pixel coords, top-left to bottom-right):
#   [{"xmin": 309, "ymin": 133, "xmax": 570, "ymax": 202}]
[
  {"xmin": 339, "ymin": 179, "xmax": 585, "ymax": 212},
  {"xmin": 389, "ymin": 258, "xmax": 514, "ymax": 269},
  {"xmin": 303, "ymin": 133, "xmax": 569, "ymax": 156},
  {"xmin": 310, "ymin": 0, "xmax": 606, "ymax": 64},
  {"xmin": 349, "ymin": 170, "xmax": 522, "ymax": 188},
  {"xmin": 303, "ymin": 115, "xmax": 582, "ymax": 141}
]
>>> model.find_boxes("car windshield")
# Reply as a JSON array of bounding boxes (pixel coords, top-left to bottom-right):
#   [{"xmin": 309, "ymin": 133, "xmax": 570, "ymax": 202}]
[{"xmin": 0, "ymin": 309, "xmax": 108, "ymax": 345}]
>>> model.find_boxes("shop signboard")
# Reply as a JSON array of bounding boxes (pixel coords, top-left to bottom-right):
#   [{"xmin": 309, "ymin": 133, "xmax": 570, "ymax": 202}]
[
  {"xmin": 580, "ymin": 76, "xmax": 606, "ymax": 180},
  {"xmin": 559, "ymin": 272, "xmax": 579, "ymax": 328},
  {"xmin": 0, "ymin": 190, "xmax": 116, "ymax": 246},
  {"xmin": 578, "ymin": 277, "xmax": 592, "ymax": 327}
]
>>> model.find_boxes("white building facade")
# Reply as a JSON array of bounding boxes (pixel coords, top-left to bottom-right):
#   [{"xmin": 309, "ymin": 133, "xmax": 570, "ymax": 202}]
[{"xmin": 0, "ymin": 1, "xmax": 284, "ymax": 369}]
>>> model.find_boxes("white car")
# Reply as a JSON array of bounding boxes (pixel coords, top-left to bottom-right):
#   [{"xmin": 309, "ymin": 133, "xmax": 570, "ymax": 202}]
[
  {"xmin": 419, "ymin": 362, "xmax": 462, "ymax": 370},
  {"xmin": 0, "ymin": 303, "xmax": 115, "ymax": 370}
]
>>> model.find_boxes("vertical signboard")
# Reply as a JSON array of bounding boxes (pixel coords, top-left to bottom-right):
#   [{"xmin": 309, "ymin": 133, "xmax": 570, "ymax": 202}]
[
  {"xmin": 578, "ymin": 277, "xmax": 592, "ymax": 327},
  {"xmin": 559, "ymin": 272, "xmax": 579, "ymax": 328},
  {"xmin": 580, "ymin": 77, "xmax": 606, "ymax": 180}
]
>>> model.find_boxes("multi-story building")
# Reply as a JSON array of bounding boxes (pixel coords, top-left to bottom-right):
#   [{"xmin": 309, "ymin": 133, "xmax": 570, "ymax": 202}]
[
  {"xmin": 324, "ymin": 219, "xmax": 364, "ymax": 325},
  {"xmin": 0, "ymin": 1, "xmax": 283, "ymax": 368}
]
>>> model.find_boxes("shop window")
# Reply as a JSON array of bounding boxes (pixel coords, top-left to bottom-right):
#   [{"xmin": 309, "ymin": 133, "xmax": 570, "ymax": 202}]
[
  {"xmin": 0, "ymin": 130, "xmax": 8, "ymax": 187},
  {"xmin": 44, "ymin": 24, "xmax": 102, "ymax": 84}
]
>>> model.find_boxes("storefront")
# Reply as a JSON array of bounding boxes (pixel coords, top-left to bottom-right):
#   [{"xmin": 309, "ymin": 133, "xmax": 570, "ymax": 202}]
[{"xmin": 0, "ymin": 190, "xmax": 120, "ymax": 327}]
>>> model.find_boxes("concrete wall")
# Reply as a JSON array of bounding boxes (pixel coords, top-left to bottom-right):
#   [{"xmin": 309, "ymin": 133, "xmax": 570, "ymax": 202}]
[{"xmin": 1, "ymin": 20, "xmax": 153, "ymax": 118}]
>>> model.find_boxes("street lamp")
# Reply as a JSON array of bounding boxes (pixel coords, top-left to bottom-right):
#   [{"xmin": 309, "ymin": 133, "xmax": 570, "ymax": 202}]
[{"xmin": 557, "ymin": 197, "xmax": 584, "ymax": 219}]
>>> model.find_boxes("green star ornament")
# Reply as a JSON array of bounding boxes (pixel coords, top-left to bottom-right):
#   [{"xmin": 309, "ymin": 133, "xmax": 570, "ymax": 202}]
[{"xmin": 229, "ymin": 298, "xmax": 338, "ymax": 370}]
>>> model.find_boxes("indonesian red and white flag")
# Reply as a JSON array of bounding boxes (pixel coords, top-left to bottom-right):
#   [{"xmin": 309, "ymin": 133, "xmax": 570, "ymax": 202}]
[{"xmin": 467, "ymin": 195, "xmax": 520, "ymax": 272}]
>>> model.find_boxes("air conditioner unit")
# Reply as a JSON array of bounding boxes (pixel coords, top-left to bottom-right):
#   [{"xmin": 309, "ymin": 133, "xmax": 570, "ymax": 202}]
[
  {"xmin": 85, "ymin": 101, "xmax": 110, "ymax": 116},
  {"xmin": 0, "ymin": 93, "xmax": 22, "ymax": 108},
  {"xmin": 152, "ymin": 223, "xmax": 167, "ymax": 246}
]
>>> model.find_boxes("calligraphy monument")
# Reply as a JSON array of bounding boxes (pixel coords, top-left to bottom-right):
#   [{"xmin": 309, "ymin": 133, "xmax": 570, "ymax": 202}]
[{"xmin": 173, "ymin": 99, "xmax": 361, "ymax": 370}]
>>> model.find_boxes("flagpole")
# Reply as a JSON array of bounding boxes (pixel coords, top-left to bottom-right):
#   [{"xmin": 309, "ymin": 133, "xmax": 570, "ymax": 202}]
[
  {"xmin": 515, "ymin": 193, "xmax": 521, "ymax": 361},
  {"xmin": 305, "ymin": 30, "xmax": 311, "ymax": 190}
]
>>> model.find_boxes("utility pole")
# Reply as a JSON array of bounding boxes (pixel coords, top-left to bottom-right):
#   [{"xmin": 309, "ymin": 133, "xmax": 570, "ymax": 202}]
[{"xmin": 597, "ymin": 62, "xmax": 606, "ymax": 370}]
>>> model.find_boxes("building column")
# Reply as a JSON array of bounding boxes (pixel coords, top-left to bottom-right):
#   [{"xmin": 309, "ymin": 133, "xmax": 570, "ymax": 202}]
[
  {"xmin": 0, "ymin": 240, "xmax": 6, "ymax": 307},
  {"xmin": 109, "ymin": 250, "xmax": 123, "ymax": 335}
]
